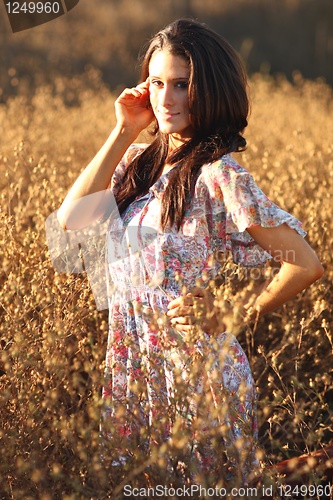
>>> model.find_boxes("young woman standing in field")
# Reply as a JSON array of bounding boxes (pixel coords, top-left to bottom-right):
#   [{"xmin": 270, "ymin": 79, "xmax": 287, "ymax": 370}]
[{"xmin": 57, "ymin": 19, "xmax": 323, "ymax": 485}]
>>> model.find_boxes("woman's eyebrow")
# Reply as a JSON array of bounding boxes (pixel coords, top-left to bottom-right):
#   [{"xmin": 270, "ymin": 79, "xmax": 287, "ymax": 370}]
[{"xmin": 149, "ymin": 76, "xmax": 189, "ymax": 80}]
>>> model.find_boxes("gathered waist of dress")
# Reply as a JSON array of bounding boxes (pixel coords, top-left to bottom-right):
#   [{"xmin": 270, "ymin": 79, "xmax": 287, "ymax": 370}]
[{"xmin": 107, "ymin": 282, "xmax": 179, "ymax": 302}]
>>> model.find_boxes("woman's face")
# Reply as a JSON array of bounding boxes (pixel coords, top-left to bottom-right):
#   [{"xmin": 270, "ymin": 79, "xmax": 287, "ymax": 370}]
[{"xmin": 148, "ymin": 50, "xmax": 193, "ymax": 148}]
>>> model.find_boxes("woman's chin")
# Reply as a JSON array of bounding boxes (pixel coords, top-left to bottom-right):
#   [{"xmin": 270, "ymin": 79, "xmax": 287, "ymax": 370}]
[{"xmin": 158, "ymin": 124, "xmax": 176, "ymax": 135}]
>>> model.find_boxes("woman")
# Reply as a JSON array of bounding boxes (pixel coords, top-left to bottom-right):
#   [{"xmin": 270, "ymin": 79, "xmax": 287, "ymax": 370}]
[{"xmin": 58, "ymin": 19, "xmax": 323, "ymax": 484}]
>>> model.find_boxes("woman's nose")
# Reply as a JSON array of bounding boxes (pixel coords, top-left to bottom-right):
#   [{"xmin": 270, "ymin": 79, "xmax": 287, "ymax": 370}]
[{"xmin": 160, "ymin": 85, "xmax": 174, "ymax": 107}]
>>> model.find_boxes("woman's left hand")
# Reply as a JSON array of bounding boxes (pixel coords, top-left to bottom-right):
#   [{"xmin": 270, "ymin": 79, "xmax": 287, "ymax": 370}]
[{"xmin": 166, "ymin": 286, "xmax": 220, "ymax": 336}]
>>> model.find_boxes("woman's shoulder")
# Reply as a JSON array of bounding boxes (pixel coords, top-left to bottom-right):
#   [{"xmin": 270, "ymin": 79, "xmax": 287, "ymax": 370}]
[
  {"xmin": 114, "ymin": 142, "xmax": 149, "ymax": 173},
  {"xmin": 123, "ymin": 142, "xmax": 150, "ymax": 163},
  {"xmin": 205, "ymin": 153, "xmax": 249, "ymax": 175},
  {"xmin": 198, "ymin": 153, "xmax": 252, "ymax": 190},
  {"xmin": 111, "ymin": 143, "xmax": 149, "ymax": 191}
]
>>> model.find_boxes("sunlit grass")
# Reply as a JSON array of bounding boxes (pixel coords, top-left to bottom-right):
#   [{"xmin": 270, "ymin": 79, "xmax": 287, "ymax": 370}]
[{"xmin": 0, "ymin": 71, "xmax": 332, "ymax": 498}]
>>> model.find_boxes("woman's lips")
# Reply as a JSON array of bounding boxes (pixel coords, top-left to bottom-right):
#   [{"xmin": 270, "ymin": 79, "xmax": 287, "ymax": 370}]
[{"xmin": 158, "ymin": 111, "xmax": 180, "ymax": 119}]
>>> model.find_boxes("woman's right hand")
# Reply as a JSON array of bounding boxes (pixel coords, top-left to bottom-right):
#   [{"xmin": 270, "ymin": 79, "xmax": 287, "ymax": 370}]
[{"xmin": 114, "ymin": 79, "xmax": 154, "ymax": 136}]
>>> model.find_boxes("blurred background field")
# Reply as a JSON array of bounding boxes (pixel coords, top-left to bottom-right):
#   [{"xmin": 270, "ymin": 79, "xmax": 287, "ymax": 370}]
[
  {"xmin": 1, "ymin": 0, "xmax": 333, "ymax": 101},
  {"xmin": 1, "ymin": 0, "xmax": 333, "ymax": 498}
]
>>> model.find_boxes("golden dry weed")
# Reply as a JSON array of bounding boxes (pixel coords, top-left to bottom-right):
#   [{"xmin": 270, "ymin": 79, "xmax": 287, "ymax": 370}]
[{"xmin": 0, "ymin": 70, "xmax": 332, "ymax": 498}]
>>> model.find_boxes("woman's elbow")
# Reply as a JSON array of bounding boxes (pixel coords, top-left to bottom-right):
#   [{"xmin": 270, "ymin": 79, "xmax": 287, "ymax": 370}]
[
  {"xmin": 312, "ymin": 261, "xmax": 324, "ymax": 281},
  {"xmin": 57, "ymin": 208, "xmax": 91, "ymax": 231},
  {"xmin": 56, "ymin": 200, "xmax": 95, "ymax": 231},
  {"xmin": 306, "ymin": 255, "xmax": 324, "ymax": 284},
  {"xmin": 56, "ymin": 191, "xmax": 112, "ymax": 231},
  {"xmin": 57, "ymin": 206, "xmax": 68, "ymax": 230}
]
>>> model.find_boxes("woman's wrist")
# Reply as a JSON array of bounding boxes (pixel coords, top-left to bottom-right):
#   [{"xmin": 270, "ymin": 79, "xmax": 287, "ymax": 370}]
[
  {"xmin": 220, "ymin": 302, "xmax": 257, "ymax": 334},
  {"xmin": 201, "ymin": 312, "xmax": 223, "ymax": 336},
  {"xmin": 111, "ymin": 123, "xmax": 139, "ymax": 145}
]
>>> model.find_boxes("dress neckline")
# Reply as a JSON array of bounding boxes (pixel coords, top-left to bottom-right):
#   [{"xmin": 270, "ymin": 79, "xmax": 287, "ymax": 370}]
[{"xmin": 160, "ymin": 162, "xmax": 180, "ymax": 177}]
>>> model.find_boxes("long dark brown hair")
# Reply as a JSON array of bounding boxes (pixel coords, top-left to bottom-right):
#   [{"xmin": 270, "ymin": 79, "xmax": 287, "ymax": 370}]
[{"xmin": 116, "ymin": 19, "xmax": 249, "ymax": 230}]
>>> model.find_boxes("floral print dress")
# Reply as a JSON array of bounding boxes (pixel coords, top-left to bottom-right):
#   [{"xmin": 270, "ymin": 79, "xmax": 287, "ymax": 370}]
[{"xmin": 101, "ymin": 144, "xmax": 305, "ymax": 482}]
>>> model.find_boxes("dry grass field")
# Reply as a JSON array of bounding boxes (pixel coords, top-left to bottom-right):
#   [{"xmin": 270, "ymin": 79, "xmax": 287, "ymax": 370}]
[{"xmin": 0, "ymin": 68, "xmax": 332, "ymax": 498}]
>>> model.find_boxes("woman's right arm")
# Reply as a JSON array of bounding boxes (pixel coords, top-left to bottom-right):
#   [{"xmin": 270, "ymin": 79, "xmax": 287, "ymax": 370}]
[{"xmin": 58, "ymin": 79, "xmax": 153, "ymax": 230}]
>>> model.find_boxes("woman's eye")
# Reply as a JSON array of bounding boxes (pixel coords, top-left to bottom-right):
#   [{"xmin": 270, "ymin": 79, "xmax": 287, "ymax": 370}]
[
  {"xmin": 176, "ymin": 81, "xmax": 189, "ymax": 89},
  {"xmin": 150, "ymin": 80, "xmax": 188, "ymax": 88},
  {"xmin": 151, "ymin": 80, "xmax": 162, "ymax": 87}
]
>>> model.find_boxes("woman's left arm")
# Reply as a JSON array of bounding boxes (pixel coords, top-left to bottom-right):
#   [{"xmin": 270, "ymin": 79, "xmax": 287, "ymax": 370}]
[
  {"xmin": 244, "ymin": 223, "xmax": 324, "ymax": 319},
  {"xmin": 167, "ymin": 223, "xmax": 324, "ymax": 334}
]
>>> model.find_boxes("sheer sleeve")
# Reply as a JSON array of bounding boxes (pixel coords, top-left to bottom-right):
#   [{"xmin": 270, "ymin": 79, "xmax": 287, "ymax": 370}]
[{"xmin": 204, "ymin": 155, "xmax": 306, "ymax": 267}]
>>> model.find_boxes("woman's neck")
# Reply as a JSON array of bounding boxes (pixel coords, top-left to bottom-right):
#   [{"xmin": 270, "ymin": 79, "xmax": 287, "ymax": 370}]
[{"xmin": 168, "ymin": 133, "xmax": 190, "ymax": 152}]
